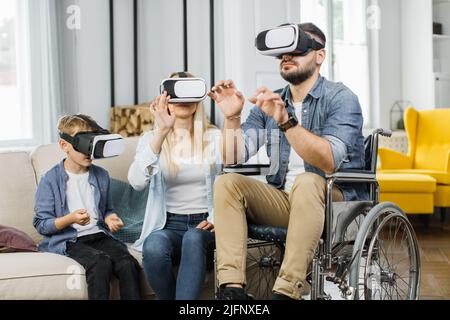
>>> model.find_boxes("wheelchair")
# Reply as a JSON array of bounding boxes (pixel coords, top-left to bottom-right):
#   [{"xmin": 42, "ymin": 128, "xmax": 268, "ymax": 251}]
[{"xmin": 214, "ymin": 129, "xmax": 421, "ymax": 300}]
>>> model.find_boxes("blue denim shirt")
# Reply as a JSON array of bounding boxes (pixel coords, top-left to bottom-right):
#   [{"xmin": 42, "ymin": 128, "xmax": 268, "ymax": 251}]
[
  {"xmin": 33, "ymin": 160, "xmax": 116, "ymax": 256},
  {"xmin": 241, "ymin": 75, "xmax": 368, "ymax": 201}
]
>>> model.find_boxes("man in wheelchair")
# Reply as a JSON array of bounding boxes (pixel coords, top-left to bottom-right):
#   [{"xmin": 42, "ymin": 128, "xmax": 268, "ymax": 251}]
[{"xmin": 208, "ymin": 22, "xmax": 368, "ymax": 300}]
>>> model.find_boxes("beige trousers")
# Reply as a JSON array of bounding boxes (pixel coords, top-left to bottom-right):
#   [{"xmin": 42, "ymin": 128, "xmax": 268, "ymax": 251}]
[{"xmin": 214, "ymin": 172, "xmax": 344, "ymax": 300}]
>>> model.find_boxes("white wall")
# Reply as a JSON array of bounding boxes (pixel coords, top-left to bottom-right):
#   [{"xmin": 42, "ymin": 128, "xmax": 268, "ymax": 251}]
[
  {"xmin": 186, "ymin": 0, "xmax": 212, "ymax": 120},
  {"xmin": 377, "ymin": 0, "xmax": 403, "ymax": 130},
  {"xmin": 57, "ymin": 0, "xmax": 112, "ymax": 128},
  {"xmin": 113, "ymin": 0, "xmax": 135, "ymax": 106},
  {"xmin": 401, "ymin": 0, "xmax": 434, "ymax": 110},
  {"xmin": 76, "ymin": 0, "xmax": 111, "ymax": 127},
  {"xmin": 138, "ymin": 0, "xmax": 184, "ymax": 103}
]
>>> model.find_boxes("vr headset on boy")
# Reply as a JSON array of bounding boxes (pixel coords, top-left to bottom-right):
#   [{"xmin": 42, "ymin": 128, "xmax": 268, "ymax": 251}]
[
  {"xmin": 160, "ymin": 72, "xmax": 207, "ymax": 104},
  {"xmin": 59, "ymin": 115, "xmax": 125, "ymax": 159},
  {"xmin": 255, "ymin": 23, "xmax": 325, "ymax": 58}
]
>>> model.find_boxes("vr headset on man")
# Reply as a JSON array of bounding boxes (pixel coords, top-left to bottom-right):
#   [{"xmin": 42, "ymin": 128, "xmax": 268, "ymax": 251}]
[
  {"xmin": 59, "ymin": 115, "xmax": 125, "ymax": 159},
  {"xmin": 255, "ymin": 23, "xmax": 325, "ymax": 58}
]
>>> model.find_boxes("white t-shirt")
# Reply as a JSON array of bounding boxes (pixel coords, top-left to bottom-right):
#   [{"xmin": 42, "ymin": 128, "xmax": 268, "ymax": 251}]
[
  {"xmin": 66, "ymin": 171, "xmax": 103, "ymax": 237},
  {"xmin": 162, "ymin": 157, "xmax": 208, "ymax": 215},
  {"xmin": 284, "ymin": 101, "xmax": 305, "ymax": 193}
]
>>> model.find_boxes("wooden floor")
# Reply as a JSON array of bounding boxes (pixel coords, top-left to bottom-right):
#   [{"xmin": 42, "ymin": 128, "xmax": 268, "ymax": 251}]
[{"xmin": 409, "ymin": 213, "xmax": 450, "ymax": 300}]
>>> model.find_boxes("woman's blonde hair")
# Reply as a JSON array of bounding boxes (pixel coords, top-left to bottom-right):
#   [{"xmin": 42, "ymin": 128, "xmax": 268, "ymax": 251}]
[{"xmin": 161, "ymin": 72, "xmax": 216, "ymax": 176}]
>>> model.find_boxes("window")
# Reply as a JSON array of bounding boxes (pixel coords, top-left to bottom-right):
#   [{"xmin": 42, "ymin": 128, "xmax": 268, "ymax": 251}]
[
  {"xmin": 300, "ymin": 0, "xmax": 331, "ymax": 79},
  {"xmin": 300, "ymin": 0, "xmax": 371, "ymax": 126},
  {"xmin": 0, "ymin": 0, "xmax": 32, "ymax": 146},
  {"xmin": 332, "ymin": 0, "xmax": 370, "ymax": 125}
]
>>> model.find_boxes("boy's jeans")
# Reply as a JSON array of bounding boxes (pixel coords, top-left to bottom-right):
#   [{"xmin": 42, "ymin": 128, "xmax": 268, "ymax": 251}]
[
  {"xmin": 142, "ymin": 212, "xmax": 216, "ymax": 300},
  {"xmin": 66, "ymin": 232, "xmax": 141, "ymax": 300}
]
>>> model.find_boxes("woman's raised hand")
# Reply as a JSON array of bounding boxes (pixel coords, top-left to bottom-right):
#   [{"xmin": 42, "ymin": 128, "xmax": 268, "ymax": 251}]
[
  {"xmin": 208, "ymin": 80, "xmax": 245, "ymax": 119},
  {"xmin": 150, "ymin": 91, "xmax": 176, "ymax": 134}
]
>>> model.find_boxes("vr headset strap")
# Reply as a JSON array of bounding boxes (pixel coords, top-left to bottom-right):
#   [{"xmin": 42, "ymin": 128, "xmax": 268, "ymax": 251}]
[
  {"xmin": 309, "ymin": 38, "xmax": 325, "ymax": 50},
  {"xmin": 59, "ymin": 132, "xmax": 75, "ymax": 144},
  {"xmin": 75, "ymin": 114, "xmax": 109, "ymax": 134}
]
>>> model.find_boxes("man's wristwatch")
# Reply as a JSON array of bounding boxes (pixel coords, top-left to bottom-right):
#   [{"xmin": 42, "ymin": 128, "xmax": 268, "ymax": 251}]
[{"xmin": 278, "ymin": 115, "xmax": 298, "ymax": 132}]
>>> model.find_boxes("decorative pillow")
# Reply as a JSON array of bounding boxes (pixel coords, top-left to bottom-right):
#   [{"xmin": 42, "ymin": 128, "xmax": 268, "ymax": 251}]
[
  {"xmin": 109, "ymin": 178, "xmax": 149, "ymax": 244},
  {"xmin": 0, "ymin": 225, "xmax": 38, "ymax": 253}
]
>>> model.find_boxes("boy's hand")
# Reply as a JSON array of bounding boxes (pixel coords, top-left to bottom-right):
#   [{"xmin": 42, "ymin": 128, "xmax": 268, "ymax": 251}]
[
  {"xmin": 105, "ymin": 213, "xmax": 124, "ymax": 233},
  {"xmin": 70, "ymin": 209, "xmax": 90, "ymax": 226}
]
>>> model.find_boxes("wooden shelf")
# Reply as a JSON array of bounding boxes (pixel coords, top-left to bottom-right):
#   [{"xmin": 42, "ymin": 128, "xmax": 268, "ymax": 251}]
[
  {"xmin": 434, "ymin": 0, "xmax": 450, "ymax": 5},
  {"xmin": 433, "ymin": 34, "xmax": 450, "ymax": 40},
  {"xmin": 435, "ymin": 73, "xmax": 450, "ymax": 80}
]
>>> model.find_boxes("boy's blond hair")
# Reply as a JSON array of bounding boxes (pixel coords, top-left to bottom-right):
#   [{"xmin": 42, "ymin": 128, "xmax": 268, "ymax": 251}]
[{"xmin": 57, "ymin": 114, "xmax": 96, "ymax": 136}]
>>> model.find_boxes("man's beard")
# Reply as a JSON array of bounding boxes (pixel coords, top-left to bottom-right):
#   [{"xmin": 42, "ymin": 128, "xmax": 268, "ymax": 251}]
[{"xmin": 280, "ymin": 63, "xmax": 315, "ymax": 85}]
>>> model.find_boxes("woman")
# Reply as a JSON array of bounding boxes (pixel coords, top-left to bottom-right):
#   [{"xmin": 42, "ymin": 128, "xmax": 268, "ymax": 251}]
[{"xmin": 128, "ymin": 72, "xmax": 222, "ymax": 300}]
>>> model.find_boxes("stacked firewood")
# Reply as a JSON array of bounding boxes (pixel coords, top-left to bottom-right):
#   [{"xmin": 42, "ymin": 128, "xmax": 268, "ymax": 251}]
[{"xmin": 110, "ymin": 103, "xmax": 153, "ymax": 137}]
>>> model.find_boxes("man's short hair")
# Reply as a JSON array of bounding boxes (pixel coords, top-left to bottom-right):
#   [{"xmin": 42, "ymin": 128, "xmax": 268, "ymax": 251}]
[
  {"xmin": 57, "ymin": 114, "xmax": 96, "ymax": 136},
  {"xmin": 299, "ymin": 22, "xmax": 326, "ymax": 47}
]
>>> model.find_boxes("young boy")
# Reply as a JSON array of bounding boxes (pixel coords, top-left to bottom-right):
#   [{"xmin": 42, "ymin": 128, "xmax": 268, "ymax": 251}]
[{"xmin": 33, "ymin": 114, "xmax": 141, "ymax": 300}]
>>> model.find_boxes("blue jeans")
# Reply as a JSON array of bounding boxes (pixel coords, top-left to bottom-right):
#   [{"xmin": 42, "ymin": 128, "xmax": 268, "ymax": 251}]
[{"xmin": 142, "ymin": 212, "xmax": 215, "ymax": 300}]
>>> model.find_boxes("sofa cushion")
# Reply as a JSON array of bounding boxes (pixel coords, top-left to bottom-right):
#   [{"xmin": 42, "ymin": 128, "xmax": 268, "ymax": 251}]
[
  {"xmin": 110, "ymin": 179, "xmax": 148, "ymax": 244},
  {"xmin": 380, "ymin": 169, "xmax": 450, "ymax": 185},
  {"xmin": 0, "ymin": 252, "xmax": 87, "ymax": 299},
  {"xmin": 0, "ymin": 225, "xmax": 38, "ymax": 253},
  {"xmin": 30, "ymin": 144, "xmax": 65, "ymax": 184},
  {"xmin": 0, "ymin": 152, "xmax": 41, "ymax": 243},
  {"xmin": 379, "ymin": 193, "xmax": 434, "ymax": 214},
  {"xmin": 377, "ymin": 173, "xmax": 437, "ymax": 193},
  {"xmin": 0, "ymin": 249, "xmax": 154, "ymax": 300}
]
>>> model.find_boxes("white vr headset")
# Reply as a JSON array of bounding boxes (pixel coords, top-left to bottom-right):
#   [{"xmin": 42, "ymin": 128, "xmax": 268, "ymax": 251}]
[
  {"xmin": 255, "ymin": 24, "xmax": 325, "ymax": 58},
  {"xmin": 59, "ymin": 115, "xmax": 125, "ymax": 159},
  {"xmin": 160, "ymin": 76, "xmax": 207, "ymax": 104}
]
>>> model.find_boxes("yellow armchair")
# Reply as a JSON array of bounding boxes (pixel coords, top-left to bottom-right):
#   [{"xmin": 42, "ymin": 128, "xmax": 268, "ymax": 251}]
[
  {"xmin": 446, "ymin": 150, "xmax": 450, "ymax": 174},
  {"xmin": 378, "ymin": 148, "xmax": 413, "ymax": 169},
  {"xmin": 378, "ymin": 107, "xmax": 450, "ymax": 221}
]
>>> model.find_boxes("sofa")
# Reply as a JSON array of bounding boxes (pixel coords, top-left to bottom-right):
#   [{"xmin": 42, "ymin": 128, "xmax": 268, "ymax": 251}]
[
  {"xmin": 0, "ymin": 137, "xmax": 214, "ymax": 299},
  {"xmin": 378, "ymin": 107, "xmax": 450, "ymax": 220}
]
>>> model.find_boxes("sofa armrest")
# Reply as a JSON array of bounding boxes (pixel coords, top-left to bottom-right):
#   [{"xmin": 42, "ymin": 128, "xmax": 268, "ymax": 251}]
[{"xmin": 378, "ymin": 147, "xmax": 412, "ymax": 170}]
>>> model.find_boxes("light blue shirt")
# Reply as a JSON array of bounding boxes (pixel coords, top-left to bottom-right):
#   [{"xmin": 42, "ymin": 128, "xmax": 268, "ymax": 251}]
[{"xmin": 128, "ymin": 129, "xmax": 223, "ymax": 252}]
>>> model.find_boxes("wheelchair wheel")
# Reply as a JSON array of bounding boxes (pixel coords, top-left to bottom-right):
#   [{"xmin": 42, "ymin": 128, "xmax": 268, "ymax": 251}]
[
  {"xmin": 348, "ymin": 202, "xmax": 421, "ymax": 300},
  {"xmin": 245, "ymin": 240, "xmax": 283, "ymax": 300}
]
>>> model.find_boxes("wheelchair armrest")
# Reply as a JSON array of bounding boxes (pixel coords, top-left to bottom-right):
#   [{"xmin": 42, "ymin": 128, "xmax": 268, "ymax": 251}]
[
  {"xmin": 223, "ymin": 164, "xmax": 271, "ymax": 176},
  {"xmin": 326, "ymin": 170, "xmax": 377, "ymax": 183}
]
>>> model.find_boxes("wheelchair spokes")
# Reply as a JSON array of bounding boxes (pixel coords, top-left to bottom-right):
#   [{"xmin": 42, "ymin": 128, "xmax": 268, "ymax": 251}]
[
  {"xmin": 246, "ymin": 240, "xmax": 283, "ymax": 300},
  {"xmin": 348, "ymin": 203, "xmax": 421, "ymax": 300},
  {"xmin": 364, "ymin": 214, "xmax": 420, "ymax": 300}
]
